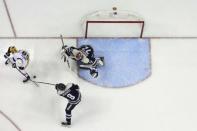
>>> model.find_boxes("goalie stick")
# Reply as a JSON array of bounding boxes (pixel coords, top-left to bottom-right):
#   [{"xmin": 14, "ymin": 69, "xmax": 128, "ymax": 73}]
[
  {"xmin": 60, "ymin": 34, "xmax": 70, "ymax": 68},
  {"xmin": 59, "ymin": 35, "xmax": 82, "ymax": 81}
]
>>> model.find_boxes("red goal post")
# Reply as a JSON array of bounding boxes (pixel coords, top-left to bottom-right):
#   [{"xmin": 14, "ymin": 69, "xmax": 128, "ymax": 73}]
[{"xmin": 82, "ymin": 10, "xmax": 145, "ymax": 38}]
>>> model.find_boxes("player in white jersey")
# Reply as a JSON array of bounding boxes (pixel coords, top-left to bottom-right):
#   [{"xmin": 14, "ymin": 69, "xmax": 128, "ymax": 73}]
[{"xmin": 4, "ymin": 46, "xmax": 30, "ymax": 82}]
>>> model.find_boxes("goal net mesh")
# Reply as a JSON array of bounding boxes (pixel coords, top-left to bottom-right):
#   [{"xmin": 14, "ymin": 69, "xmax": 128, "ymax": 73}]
[{"xmin": 82, "ymin": 10, "xmax": 144, "ymax": 38}]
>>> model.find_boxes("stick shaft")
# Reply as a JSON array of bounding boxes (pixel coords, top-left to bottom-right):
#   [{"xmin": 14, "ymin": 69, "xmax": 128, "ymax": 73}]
[
  {"xmin": 60, "ymin": 34, "xmax": 64, "ymax": 47},
  {"xmin": 16, "ymin": 68, "xmax": 39, "ymax": 87},
  {"xmin": 32, "ymin": 81, "xmax": 55, "ymax": 86},
  {"xmin": 60, "ymin": 34, "xmax": 70, "ymax": 68}
]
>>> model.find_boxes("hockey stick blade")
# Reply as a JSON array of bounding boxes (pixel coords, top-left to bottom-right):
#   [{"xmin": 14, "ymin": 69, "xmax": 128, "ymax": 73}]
[{"xmin": 30, "ymin": 79, "xmax": 39, "ymax": 87}]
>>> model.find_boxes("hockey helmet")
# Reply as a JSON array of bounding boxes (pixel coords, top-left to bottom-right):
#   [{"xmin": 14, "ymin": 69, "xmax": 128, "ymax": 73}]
[
  {"xmin": 9, "ymin": 46, "xmax": 18, "ymax": 53},
  {"xmin": 62, "ymin": 45, "xmax": 68, "ymax": 50},
  {"xmin": 55, "ymin": 83, "xmax": 66, "ymax": 95}
]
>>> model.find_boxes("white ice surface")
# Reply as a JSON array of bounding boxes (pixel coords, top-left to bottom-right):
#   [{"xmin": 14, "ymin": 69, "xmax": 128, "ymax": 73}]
[
  {"xmin": 3, "ymin": 0, "xmax": 197, "ymax": 37},
  {"xmin": 0, "ymin": 39, "xmax": 197, "ymax": 131},
  {"xmin": 0, "ymin": 113, "xmax": 18, "ymax": 131},
  {"xmin": 0, "ymin": 0, "xmax": 13, "ymax": 36},
  {"xmin": 0, "ymin": 0, "xmax": 197, "ymax": 130}
]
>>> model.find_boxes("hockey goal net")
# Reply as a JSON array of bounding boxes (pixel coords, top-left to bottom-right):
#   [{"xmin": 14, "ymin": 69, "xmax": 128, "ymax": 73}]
[{"xmin": 82, "ymin": 9, "xmax": 145, "ymax": 38}]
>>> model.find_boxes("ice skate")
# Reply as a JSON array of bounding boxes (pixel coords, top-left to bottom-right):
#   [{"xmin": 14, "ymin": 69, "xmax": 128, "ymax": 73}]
[
  {"xmin": 61, "ymin": 121, "xmax": 71, "ymax": 128},
  {"xmin": 90, "ymin": 68, "xmax": 98, "ymax": 78},
  {"xmin": 23, "ymin": 76, "xmax": 30, "ymax": 83}
]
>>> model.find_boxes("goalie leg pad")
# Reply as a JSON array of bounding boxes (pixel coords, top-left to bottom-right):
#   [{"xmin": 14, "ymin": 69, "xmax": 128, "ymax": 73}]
[
  {"xmin": 91, "ymin": 57, "xmax": 104, "ymax": 67},
  {"xmin": 96, "ymin": 57, "xmax": 104, "ymax": 66}
]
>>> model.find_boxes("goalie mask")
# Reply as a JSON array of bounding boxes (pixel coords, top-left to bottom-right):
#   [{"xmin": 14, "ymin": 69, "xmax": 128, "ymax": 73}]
[{"xmin": 76, "ymin": 52, "xmax": 83, "ymax": 60}]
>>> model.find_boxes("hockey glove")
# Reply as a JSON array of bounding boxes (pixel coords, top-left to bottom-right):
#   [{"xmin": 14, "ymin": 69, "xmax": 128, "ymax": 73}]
[
  {"xmin": 62, "ymin": 45, "xmax": 71, "ymax": 56},
  {"xmin": 5, "ymin": 59, "xmax": 9, "ymax": 65},
  {"xmin": 12, "ymin": 63, "xmax": 16, "ymax": 68},
  {"xmin": 4, "ymin": 52, "xmax": 10, "ymax": 59},
  {"xmin": 19, "ymin": 67, "xmax": 24, "ymax": 70},
  {"xmin": 62, "ymin": 45, "xmax": 68, "ymax": 50}
]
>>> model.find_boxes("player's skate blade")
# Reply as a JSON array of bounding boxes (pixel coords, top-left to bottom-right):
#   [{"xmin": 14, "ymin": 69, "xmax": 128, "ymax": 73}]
[
  {"xmin": 23, "ymin": 76, "xmax": 30, "ymax": 83},
  {"xmin": 61, "ymin": 121, "xmax": 71, "ymax": 128}
]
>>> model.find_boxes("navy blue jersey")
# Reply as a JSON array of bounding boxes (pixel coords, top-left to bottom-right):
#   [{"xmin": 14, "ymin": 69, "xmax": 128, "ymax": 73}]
[
  {"xmin": 63, "ymin": 45, "xmax": 96, "ymax": 65},
  {"xmin": 60, "ymin": 84, "xmax": 81, "ymax": 104},
  {"xmin": 79, "ymin": 45, "xmax": 94, "ymax": 59},
  {"xmin": 79, "ymin": 45, "xmax": 96, "ymax": 64}
]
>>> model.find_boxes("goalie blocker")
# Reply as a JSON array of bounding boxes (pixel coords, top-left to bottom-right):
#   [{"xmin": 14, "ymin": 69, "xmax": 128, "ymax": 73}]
[{"xmin": 61, "ymin": 45, "xmax": 104, "ymax": 78}]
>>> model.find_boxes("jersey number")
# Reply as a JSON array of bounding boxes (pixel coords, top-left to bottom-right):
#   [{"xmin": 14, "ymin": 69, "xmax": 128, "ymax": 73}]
[
  {"xmin": 67, "ymin": 94, "xmax": 75, "ymax": 100},
  {"xmin": 82, "ymin": 46, "xmax": 92, "ymax": 55}
]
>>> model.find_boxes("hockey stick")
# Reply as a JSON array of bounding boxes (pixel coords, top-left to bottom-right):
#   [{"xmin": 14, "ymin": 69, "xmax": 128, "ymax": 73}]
[
  {"xmin": 60, "ymin": 34, "xmax": 64, "ymax": 47},
  {"xmin": 60, "ymin": 34, "xmax": 70, "ymax": 68},
  {"xmin": 16, "ymin": 67, "xmax": 55, "ymax": 86},
  {"xmin": 30, "ymin": 80, "xmax": 55, "ymax": 86},
  {"xmin": 15, "ymin": 67, "xmax": 39, "ymax": 87},
  {"xmin": 5, "ymin": 57, "xmax": 39, "ymax": 86}
]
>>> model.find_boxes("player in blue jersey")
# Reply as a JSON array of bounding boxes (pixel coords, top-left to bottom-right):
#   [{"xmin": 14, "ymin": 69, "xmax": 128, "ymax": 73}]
[{"xmin": 55, "ymin": 83, "xmax": 81, "ymax": 127}]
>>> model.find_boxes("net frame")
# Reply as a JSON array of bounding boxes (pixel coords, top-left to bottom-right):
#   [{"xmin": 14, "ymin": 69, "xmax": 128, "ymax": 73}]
[{"xmin": 82, "ymin": 10, "xmax": 145, "ymax": 38}]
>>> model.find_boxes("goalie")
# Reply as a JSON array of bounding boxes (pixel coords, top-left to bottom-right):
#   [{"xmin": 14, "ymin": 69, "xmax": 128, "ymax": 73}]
[
  {"xmin": 61, "ymin": 45, "xmax": 104, "ymax": 78},
  {"xmin": 4, "ymin": 46, "xmax": 30, "ymax": 82}
]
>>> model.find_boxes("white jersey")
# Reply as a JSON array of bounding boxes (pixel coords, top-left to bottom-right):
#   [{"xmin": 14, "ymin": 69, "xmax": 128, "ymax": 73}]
[{"xmin": 9, "ymin": 50, "xmax": 29, "ymax": 69}]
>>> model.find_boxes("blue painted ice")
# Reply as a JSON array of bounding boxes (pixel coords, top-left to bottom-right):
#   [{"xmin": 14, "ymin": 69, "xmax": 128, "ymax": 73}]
[{"xmin": 78, "ymin": 38, "xmax": 151, "ymax": 88}]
